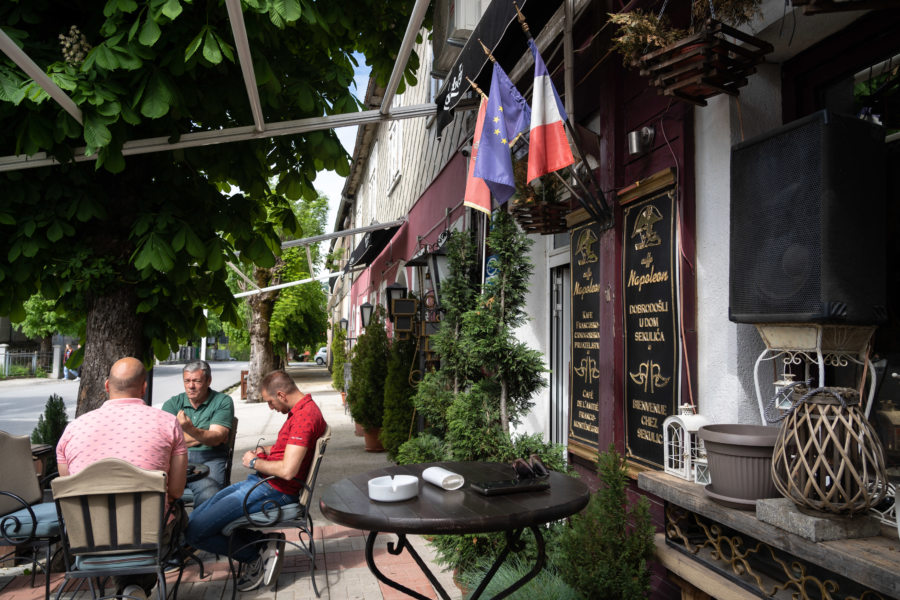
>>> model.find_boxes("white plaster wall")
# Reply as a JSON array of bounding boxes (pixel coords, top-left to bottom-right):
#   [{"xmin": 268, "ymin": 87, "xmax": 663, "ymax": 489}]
[
  {"xmin": 694, "ymin": 57, "xmax": 789, "ymax": 426},
  {"xmin": 516, "ymin": 233, "xmax": 552, "ymax": 439},
  {"xmin": 695, "ymin": 93, "xmax": 757, "ymax": 426}
]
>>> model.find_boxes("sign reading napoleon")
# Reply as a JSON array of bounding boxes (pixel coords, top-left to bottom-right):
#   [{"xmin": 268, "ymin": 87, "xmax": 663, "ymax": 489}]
[{"xmin": 622, "ymin": 189, "xmax": 679, "ymax": 469}]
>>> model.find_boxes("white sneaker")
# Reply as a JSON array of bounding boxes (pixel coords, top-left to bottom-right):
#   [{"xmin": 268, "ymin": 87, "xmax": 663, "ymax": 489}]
[
  {"xmin": 121, "ymin": 585, "xmax": 147, "ymax": 600},
  {"xmin": 262, "ymin": 532, "xmax": 286, "ymax": 587}
]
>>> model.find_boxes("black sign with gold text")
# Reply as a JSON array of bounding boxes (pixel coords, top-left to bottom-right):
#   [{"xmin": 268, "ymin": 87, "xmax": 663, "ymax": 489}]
[
  {"xmin": 568, "ymin": 221, "xmax": 603, "ymax": 451},
  {"xmin": 622, "ymin": 189, "xmax": 679, "ymax": 469}
]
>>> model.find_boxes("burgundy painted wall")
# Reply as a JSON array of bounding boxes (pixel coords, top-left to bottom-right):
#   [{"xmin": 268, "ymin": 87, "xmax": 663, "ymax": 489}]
[{"xmin": 566, "ymin": 6, "xmax": 697, "ymax": 598}]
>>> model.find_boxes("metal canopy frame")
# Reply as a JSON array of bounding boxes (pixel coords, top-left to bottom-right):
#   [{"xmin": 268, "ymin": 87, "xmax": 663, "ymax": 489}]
[{"xmin": 0, "ymin": 0, "xmax": 431, "ymax": 172}]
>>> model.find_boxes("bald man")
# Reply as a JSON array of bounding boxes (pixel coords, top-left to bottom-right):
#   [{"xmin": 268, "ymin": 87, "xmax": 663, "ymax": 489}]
[{"xmin": 56, "ymin": 357, "xmax": 188, "ymax": 600}]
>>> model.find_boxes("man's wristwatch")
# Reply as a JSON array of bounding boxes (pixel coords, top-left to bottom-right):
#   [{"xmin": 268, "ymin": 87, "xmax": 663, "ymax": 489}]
[{"xmin": 250, "ymin": 457, "xmax": 257, "ymax": 470}]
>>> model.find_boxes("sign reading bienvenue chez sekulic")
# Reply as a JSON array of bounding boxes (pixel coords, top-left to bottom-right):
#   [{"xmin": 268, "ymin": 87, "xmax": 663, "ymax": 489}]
[{"xmin": 622, "ymin": 188, "xmax": 679, "ymax": 469}]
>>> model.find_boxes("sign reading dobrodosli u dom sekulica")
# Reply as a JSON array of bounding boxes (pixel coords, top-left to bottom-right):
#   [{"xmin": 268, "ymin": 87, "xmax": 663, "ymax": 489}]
[{"xmin": 623, "ymin": 187, "xmax": 679, "ymax": 469}]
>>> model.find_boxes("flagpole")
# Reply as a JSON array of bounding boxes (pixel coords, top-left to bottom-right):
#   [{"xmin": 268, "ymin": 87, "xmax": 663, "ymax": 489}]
[{"xmin": 513, "ymin": 2, "xmax": 611, "ymax": 219}]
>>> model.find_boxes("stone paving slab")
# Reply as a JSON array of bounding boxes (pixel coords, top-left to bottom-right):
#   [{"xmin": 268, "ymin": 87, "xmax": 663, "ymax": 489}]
[{"xmin": 0, "ymin": 522, "xmax": 459, "ymax": 599}]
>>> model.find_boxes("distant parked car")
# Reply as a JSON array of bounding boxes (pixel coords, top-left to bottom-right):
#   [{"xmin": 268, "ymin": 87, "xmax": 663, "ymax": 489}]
[{"xmin": 314, "ymin": 347, "xmax": 327, "ymax": 365}]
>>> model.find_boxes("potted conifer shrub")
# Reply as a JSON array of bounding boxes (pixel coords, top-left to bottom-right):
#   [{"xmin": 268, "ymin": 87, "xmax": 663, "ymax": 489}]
[{"xmin": 348, "ymin": 307, "xmax": 389, "ymax": 451}]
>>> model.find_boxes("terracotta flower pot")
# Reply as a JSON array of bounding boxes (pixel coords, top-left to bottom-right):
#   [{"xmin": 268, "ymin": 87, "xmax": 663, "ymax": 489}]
[
  {"xmin": 363, "ymin": 428, "xmax": 384, "ymax": 452},
  {"xmin": 354, "ymin": 422, "xmax": 365, "ymax": 437}
]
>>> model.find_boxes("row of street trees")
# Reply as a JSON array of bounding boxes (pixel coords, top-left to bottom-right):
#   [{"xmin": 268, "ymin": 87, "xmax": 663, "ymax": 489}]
[{"xmin": 0, "ymin": 0, "xmax": 424, "ymax": 412}]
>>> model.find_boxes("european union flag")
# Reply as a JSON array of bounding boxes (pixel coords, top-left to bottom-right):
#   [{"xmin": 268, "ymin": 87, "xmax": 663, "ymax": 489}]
[{"xmin": 473, "ymin": 61, "xmax": 531, "ymax": 205}]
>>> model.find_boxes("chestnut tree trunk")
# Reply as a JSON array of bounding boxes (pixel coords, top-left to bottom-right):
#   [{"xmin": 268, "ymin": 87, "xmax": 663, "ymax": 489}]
[
  {"xmin": 246, "ymin": 265, "xmax": 278, "ymax": 402},
  {"xmin": 76, "ymin": 287, "xmax": 144, "ymax": 416}
]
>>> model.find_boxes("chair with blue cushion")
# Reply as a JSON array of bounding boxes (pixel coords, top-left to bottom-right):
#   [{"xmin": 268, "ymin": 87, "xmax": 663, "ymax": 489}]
[
  {"xmin": 51, "ymin": 458, "xmax": 178, "ymax": 600},
  {"xmin": 223, "ymin": 425, "xmax": 331, "ymax": 599},
  {"xmin": 0, "ymin": 430, "xmax": 61, "ymax": 600}
]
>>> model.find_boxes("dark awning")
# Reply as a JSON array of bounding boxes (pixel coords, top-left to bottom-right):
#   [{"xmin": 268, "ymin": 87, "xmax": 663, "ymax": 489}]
[
  {"xmin": 344, "ymin": 225, "xmax": 402, "ymax": 271},
  {"xmin": 434, "ymin": 0, "xmax": 563, "ymax": 136}
]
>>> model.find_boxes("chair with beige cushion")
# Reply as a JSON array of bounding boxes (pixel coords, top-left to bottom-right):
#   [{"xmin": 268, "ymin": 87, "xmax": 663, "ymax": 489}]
[
  {"xmin": 222, "ymin": 425, "xmax": 332, "ymax": 599},
  {"xmin": 0, "ymin": 430, "xmax": 61, "ymax": 600},
  {"xmin": 51, "ymin": 458, "xmax": 176, "ymax": 600}
]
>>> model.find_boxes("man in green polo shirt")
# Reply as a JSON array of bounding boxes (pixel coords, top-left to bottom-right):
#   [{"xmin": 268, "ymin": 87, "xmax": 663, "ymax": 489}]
[{"xmin": 162, "ymin": 360, "xmax": 234, "ymax": 507}]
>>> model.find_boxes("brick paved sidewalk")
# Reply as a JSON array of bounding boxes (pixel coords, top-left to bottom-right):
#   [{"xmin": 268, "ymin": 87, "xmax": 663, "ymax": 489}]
[{"xmin": 0, "ymin": 525, "xmax": 459, "ymax": 600}]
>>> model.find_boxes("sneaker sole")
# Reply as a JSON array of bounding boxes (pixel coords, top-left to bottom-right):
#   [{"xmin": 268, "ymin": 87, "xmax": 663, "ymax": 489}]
[{"xmin": 263, "ymin": 533, "xmax": 286, "ymax": 588}]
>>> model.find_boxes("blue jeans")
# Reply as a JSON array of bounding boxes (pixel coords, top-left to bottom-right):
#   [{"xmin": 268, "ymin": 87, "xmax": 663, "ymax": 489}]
[
  {"xmin": 187, "ymin": 450, "xmax": 226, "ymax": 508},
  {"xmin": 185, "ymin": 475, "xmax": 295, "ymax": 563}
]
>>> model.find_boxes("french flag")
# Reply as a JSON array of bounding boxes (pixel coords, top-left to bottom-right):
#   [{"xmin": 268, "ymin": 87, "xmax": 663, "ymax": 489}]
[
  {"xmin": 527, "ymin": 39, "xmax": 574, "ymax": 183},
  {"xmin": 464, "ymin": 96, "xmax": 492, "ymax": 215}
]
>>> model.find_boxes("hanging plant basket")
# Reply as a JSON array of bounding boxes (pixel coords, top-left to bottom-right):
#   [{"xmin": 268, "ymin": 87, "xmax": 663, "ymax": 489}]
[
  {"xmin": 637, "ymin": 19, "xmax": 773, "ymax": 106},
  {"xmin": 511, "ymin": 158, "xmax": 569, "ymax": 235}
]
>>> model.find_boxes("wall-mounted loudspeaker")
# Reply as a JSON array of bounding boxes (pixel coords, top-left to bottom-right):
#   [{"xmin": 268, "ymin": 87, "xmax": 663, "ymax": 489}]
[{"xmin": 729, "ymin": 110, "xmax": 886, "ymax": 324}]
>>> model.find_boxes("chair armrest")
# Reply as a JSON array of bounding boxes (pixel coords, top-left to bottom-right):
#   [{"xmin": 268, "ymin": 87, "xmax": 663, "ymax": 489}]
[
  {"xmin": 39, "ymin": 471, "xmax": 59, "ymax": 489},
  {"xmin": 240, "ymin": 475, "xmax": 289, "ymax": 527},
  {"xmin": 0, "ymin": 491, "xmax": 39, "ymax": 545}
]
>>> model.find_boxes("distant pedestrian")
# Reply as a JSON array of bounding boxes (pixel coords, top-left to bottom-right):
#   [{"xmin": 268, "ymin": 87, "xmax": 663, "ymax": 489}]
[{"xmin": 63, "ymin": 344, "xmax": 74, "ymax": 380}]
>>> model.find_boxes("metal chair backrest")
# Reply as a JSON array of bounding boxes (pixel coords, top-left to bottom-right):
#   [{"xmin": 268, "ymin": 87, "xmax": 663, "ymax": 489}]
[
  {"xmin": 298, "ymin": 425, "xmax": 331, "ymax": 509},
  {"xmin": 224, "ymin": 416, "xmax": 239, "ymax": 486},
  {"xmin": 51, "ymin": 458, "xmax": 166, "ymax": 555},
  {"xmin": 0, "ymin": 430, "xmax": 42, "ymax": 515}
]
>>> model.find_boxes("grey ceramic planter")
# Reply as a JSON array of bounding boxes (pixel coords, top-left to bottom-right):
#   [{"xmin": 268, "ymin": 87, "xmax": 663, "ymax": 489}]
[{"xmin": 698, "ymin": 424, "xmax": 780, "ymax": 509}]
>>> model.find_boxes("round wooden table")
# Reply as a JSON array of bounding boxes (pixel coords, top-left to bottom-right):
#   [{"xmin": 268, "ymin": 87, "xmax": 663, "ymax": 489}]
[{"xmin": 320, "ymin": 461, "xmax": 590, "ymax": 600}]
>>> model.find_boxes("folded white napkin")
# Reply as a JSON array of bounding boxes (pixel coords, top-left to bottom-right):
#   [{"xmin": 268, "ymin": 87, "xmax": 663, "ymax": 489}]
[{"xmin": 422, "ymin": 466, "xmax": 465, "ymax": 490}]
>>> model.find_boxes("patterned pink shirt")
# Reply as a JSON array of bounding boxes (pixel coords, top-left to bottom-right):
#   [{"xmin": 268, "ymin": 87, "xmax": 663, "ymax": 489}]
[{"xmin": 57, "ymin": 398, "xmax": 187, "ymax": 477}]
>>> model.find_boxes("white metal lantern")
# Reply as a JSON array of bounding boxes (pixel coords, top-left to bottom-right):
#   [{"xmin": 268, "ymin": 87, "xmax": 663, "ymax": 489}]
[
  {"xmin": 693, "ymin": 457, "xmax": 711, "ymax": 485},
  {"xmin": 663, "ymin": 404, "xmax": 710, "ymax": 481}
]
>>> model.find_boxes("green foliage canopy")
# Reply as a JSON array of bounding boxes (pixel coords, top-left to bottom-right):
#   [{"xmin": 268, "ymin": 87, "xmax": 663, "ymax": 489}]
[{"xmin": 0, "ymin": 0, "xmax": 423, "ymax": 377}]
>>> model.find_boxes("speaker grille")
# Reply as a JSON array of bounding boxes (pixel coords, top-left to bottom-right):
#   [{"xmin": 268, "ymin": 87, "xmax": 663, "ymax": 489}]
[{"xmin": 730, "ymin": 111, "xmax": 886, "ymax": 324}]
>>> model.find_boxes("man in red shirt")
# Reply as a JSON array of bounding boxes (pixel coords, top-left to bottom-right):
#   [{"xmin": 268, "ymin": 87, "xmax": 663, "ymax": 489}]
[{"xmin": 185, "ymin": 370, "xmax": 326, "ymax": 592}]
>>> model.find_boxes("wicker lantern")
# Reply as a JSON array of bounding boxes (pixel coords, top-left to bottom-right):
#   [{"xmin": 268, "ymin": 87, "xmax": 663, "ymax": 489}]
[
  {"xmin": 663, "ymin": 404, "xmax": 710, "ymax": 482},
  {"xmin": 772, "ymin": 387, "xmax": 889, "ymax": 515}
]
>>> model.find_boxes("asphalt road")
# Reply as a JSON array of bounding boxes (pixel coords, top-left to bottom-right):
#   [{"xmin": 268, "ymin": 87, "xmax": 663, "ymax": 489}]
[{"xmin": 0, "ymin": 360, "xmax": 249, "ymax": 437}]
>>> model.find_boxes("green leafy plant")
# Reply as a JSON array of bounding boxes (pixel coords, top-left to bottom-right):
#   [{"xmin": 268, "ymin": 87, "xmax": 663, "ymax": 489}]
[
  {"xmin": 31, "ymin": 394, "xmax": 69, "ymax": 476},
  {"xmin": 380, "ymin": 336, "xmax": 418, "ymax": 459},
  {"xmin": 330, "ymin": 325, "xmax": 349, "ymax": 392},
  {"xmin": 348, "ymin": 308, "xmax": 389, "ymax": 431},
  {"xmin": 458, "ymin": 555, "xmax": 584, "ymax": 600},
  {"xmin": 395, "ymin": 433, "xmax": 451, "ymax": 464},
  {"xmin": 554, "ymin": 445, "xmax": 654, "ymax": 600},
  {"xmin": 0, "ymin": 0, "xmax": 426, "ymax": 415}
]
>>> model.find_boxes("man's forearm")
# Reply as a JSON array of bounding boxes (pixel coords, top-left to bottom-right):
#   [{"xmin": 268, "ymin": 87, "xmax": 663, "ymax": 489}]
[{"xmin": 182, "ymin": 424, "xmax": 227, "ymax": 447}]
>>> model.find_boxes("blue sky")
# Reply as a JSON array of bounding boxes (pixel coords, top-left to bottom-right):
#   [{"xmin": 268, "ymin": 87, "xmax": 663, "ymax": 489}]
[{"xmin": 314, "ymin": 53, "xmax": 371, "ymax": 234}]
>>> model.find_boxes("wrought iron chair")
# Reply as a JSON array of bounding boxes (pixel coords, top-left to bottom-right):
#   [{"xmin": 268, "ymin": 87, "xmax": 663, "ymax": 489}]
[
  {"xmin": 0, "ymin": 430, "xmax": 61, "ymax": 600},
  {"xmin": 222, "ymin": 425, "xmax": 332, "ymax": 599},
  {"xmin": 50, "ymin": 458, "xmax": 186, "ymax": 600}
]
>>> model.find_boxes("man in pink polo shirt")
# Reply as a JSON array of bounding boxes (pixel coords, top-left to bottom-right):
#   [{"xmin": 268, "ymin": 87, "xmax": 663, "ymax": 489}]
[{"xmin": 56, "ymin": 357, "xmax": 187, "ymax": 600}]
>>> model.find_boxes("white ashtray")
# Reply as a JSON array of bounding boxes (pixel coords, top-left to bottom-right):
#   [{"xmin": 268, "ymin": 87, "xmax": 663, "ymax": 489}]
[{"xmin": 368, "ymin": 475, "xmax": 419, "ymax": 502}]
